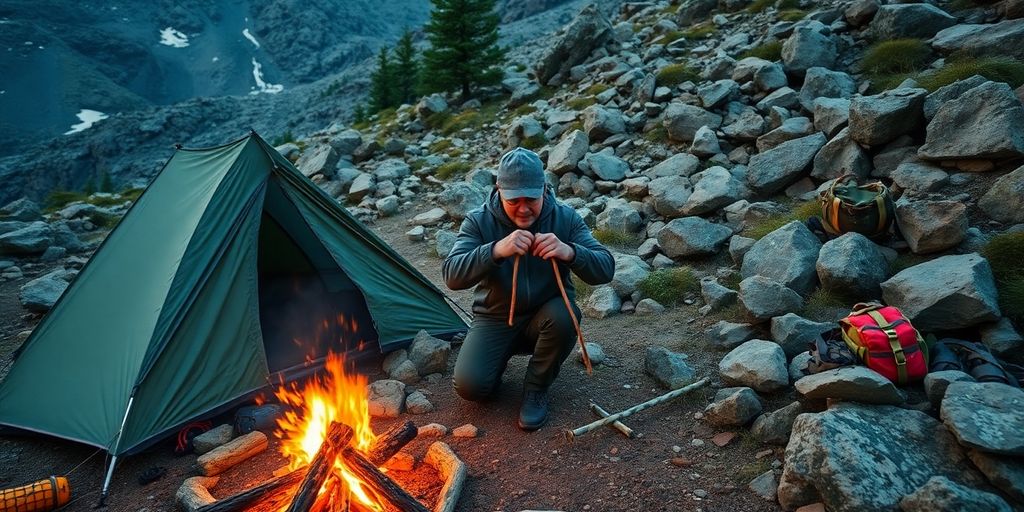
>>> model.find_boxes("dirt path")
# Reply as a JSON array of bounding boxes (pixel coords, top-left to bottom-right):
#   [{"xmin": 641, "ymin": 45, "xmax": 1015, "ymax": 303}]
[{"xmin": 0, "ymin": 199, "xmax": 788, "ymax": 512}]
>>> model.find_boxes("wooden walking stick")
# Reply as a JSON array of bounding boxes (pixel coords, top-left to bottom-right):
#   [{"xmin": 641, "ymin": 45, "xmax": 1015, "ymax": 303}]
[
  {"xmin": 551, "ymin": 259, "xmax": 592, "ymax": 375},
  {"xmin": 508, "ymin": 255, "xmax": 520, "ymax": 326}
]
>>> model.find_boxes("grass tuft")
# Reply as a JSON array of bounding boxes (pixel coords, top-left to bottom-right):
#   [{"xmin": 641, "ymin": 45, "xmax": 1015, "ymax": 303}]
[
  {"xmin": 428, "ymin": 138, "xmax": 453, "ymax": 154},
  {"xmin": 512, "ymin": 103, "xmax": 538, "ymax": 116},
  {"xmin": 656, "ymin": 64, "xmax": 700, "ymax": 88},
  {"xmin": 567, "ymin": 96, "xmax": 598, "ymax": 110},
  {"xmin": 778, "ymin": 9, "xmax": 806, "ymax": 21},
  {"xmin": 572, "ymin": 274, "xmax": 594, "ymax": 300},
  {"xmin": 733, "ymin": 459, "xmax": 773, "ymax": 485},
  {"xmin": 744, "ymin": 201, "xmax": 820, "ymax": 240},
  {"xmin": 644, "ymin": 126, "xmax": 669, "ymax": 143},
  {"xmin": 520, "ymin": 133, "xmax": 547, "ymax": 150},
  {"xmin": 681, "ymin": 23, "xmax": 716, "ymax": 40},
  {"xmin": 915, "ymin": 56, "xmax": 1024, "ymax": 92},
  {"xmin": 802, "ymin": 288, "xmax": 849, "ymax": 322},
  {"xmin": 584, "ymin": 83, "xmax": 611, "ymax": 96},
  {"xmin": 739, "ymin": 41, "xmax": 783, "ymax": 61},
  {"xmin": 861, "ymin": 39, "xmax": 932, "ymax": 76},
  {"xmin": 638, "ymin": 267, "xmax": 700, "ymax": 306},
  {"xmin": 982, "ymin": 232, "xmax": 1024, "ymax": 325},
  {"xmin": 435, "ymin": 160, "xmax": 471, "ymax": 180},
  {"xmin": 592, "ymin": 228, "xmax": 644, "ymax": 248}
]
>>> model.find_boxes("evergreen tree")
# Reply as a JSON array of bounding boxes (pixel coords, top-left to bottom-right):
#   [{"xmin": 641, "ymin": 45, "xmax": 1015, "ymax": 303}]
[
  {"xmin": 353, "ymin": 104, "xmax": 368, "ymax": 124},
  {"xmin": 369, "ymin": 47, "xmax": 395, "ymax": 112},
  {"xmin": 421, "ymin": 0, "xmax": 505, "ymax": 99},
  {"xmin": 393, "ymin": 29, "xmax": 420, "ymax": 105},
  {"xmin": 99, "ymin": 170, "xmax": 113, "ymax": 193}
]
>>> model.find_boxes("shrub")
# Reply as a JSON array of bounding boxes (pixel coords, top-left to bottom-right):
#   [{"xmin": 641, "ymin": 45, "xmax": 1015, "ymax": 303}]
[
  {"xmin": 860, "ymin": 39, "xmax": 931, "ymax": 76},
  {"xmin": 429, "ymin": 138, "xmax": 453, "ymax": 153},
  {"xmin": 777, "ymin": 0, "xmax": 800, "ymax": 8},
  {"xmin": 592, "ymin": 228, "xmax": 643, "ymax": 248},
  {"xmin": 644, "ymin": 126, "xmax": 668, "ymax": 143},
  {"xmin": 435, "ymin": 160, "xmax": 471, "ymax": 180},
  {"xmin": 584, "ymin": 83, "xmax": 611, "ymax": 96},
  {"xmin": 567, "ymin": 96, "xmax": 598, "ymax": 110},
  {"xmin": 656, "ymin": 63, "xmax": 700, "ymax": 88},
  {"xmin": 45, "ymin": 190, "xmax": 88, "ymax": 211},
  {"xmin": 270, "ymin": 130, "xmax": 296, "ymax": 147},
  {"xmin": 520, "ymin": 133, "xmax": 547, "ymax": 150},
  {"xmin": 739, "ymin": 41, "xmax": 783, "ymax": 61},
  {"xmin": 746, "ymin": 0, "xmax": 774, "ymax": 13},
  {"xmin": 915, "ymin": 56, "xmax": 1024, "ymax": 92},
  {"xmin": 682, "ymin": 23, "xmax": 715, "ymax": 40},
  {"xmin": 744, "ymin": 201, "xmax": 820, "ymax": 240},
  {"xmin": 638, "ymin": 267, "xmax": 700, "ymax": 306},
  {"xmin": 512, "ymin": 103, "xmax": 538, "ymax": 116},
  {"xmin": 982, "ymin": 232, "xmax": 1024, "ymax": 325}
]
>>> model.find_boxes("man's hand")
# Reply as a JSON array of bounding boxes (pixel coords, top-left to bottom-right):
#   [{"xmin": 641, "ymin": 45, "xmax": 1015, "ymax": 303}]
[
  {"xmin": 493, "ymin": 230, "xmax": 535, "ymax": 260},
  {"xmin": 532, "ymin": 233, "xmax": 575, "ymax": 262}
]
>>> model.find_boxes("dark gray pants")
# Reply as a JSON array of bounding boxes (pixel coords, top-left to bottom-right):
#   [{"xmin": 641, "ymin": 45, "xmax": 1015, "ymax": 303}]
[{"xmin": 453, "ymin": 296, "xmax": 581, "ymax": 401}]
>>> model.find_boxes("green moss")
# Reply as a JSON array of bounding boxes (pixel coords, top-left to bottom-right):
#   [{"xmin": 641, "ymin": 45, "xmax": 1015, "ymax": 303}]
[
  {"xmin": 915, "ymin": 56, "xmax": 1024, "ymax": 92},
  {"xmin": 409, "ymin": 158, "xmax": 426, "ymax": 171},
  {"xmin": 512, "ymin": 103, "xmax": 538, "ymax": 116},
  {"xmin": 45, "ymin": 190, "xmax": 88, "ymax": 212},
  {"xmin": 520, "ymin": 133, "xmax": 547, "ymax": 150},
  {"xmin": 861, "ymin": 39, "xmax": 932, "ymax": 76},
  {"xmin": 681, "ymin": 23, "xmax": 716, "ymax": 40},
  {"xmin": 778, "ymin": 9, "xmax": 806, "ymax": 21},
  {"xmin": 429, "ymin": 138, "xmax": 454, "ymax": 153},
  {"xmin": 656, "ymin": 63, "xmax": 700, "ymax": 88},
  {"xmin": 567, "ymin": 96, "xmax": 598, "ymax": 110},
  {"xmin": 746, "ymin": 0, "xmax": 774, "ymax": 13},
  {"xmin": 982, "ymin": 232, "xmax": 1024, "ymax": 325},
  {"xmin": 733, "ymin": 459, "xmax": 773, "ymax": 485},
  {"xmin": 739, "ymin": 41, "xmax": 783, "ymax": 61},
  {"xmin": 435, "ymin": 160, "xmax": 471, "ymax": 180},
  {"xmin": 744, "ymin": 201, "xmax": 820, "ymax": 240},
  {"xmin": 644, "ymin": 126, "xmax": 668, "ymax": 143},
  {"xmin": 803, "ymin": 288, "xmax": 848, "ymax": 322},
  {"xmin": 592, "ymin": 228, "xmax": 644, "ymax": 248},
  {"xmin": 654, "ymin": 30, "xmax": 687, "ymax": 45},
  {"xmin": 584, "ymin": 83, "xmax": 611, "ymax": 96},
  {"xmin": 424, "ymin": 111, "xmax": 452, "ymax": 130},
  {"xmin": 721, "ymin": 272, "xmax": 742, "ymax": 291},
  {"xmin": 638, "ymin": 267, "xmax": 700, "ymax": 306},
  {"xmin": 777, "ymin": 0, "xmax": 800, "ymax": 8}
]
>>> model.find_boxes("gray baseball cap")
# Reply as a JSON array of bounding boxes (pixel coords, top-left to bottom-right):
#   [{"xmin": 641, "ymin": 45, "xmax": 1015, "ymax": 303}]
[{"xmin": 497, "ymin": 147, "xmax": 545, "ymax": 199}]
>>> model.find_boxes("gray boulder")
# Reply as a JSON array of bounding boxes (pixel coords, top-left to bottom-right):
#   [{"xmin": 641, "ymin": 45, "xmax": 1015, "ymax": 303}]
[
  {"xmin": 845, "ymin": 0, "xmax": 880, "ymax": 27},
  {"xmin": 896, "ymin": 200, "xmax": 967, "ymax": 254},
  {"xmin": 931, "ymin": 19, "xmax": 1024, "ymax": 61},
  {"xmin": 535, "ymin": 4, "xmax": 612, "ymax": 84},
  {"xmin": 438, "ymin": 182, "xmax": 488, "ymax": 221},
  {"xmin": 966, "ymin": 449, "xmax": 1024, "ymax": 503},
  {"xmin": 0, "ymin": 198, "xmax": 41, "ymax": 221},
  {"xmin": 683, "ymin": 167, "xmax": 744, "ymax": 215},
  {"xmin": 645, "ymin": 152, "xmax": 701, "ymax": 178},
  {"xmin": 548, "ymin": 130, "xmax": 589, "ymax": 175},
  {"xmin": 582, "ymin": 105, "xmax": 626, "ymax": 142},
  {"xmin": 771, "ymin": 313, "xmax": 834, "ymax": 359},
  {"xmin": 816, "ymin": 232, "xmax": 890, "ymax": 299},
  {"xmin": 296, "ymin": 144, "xmax": 339, "ymax": 179},
  {"xmin": 329, "ymin": 129, "xmax": 363, "ymax": 155},
  {"xmin": 849, "ymin": 88, "xmax": 927, "ymax": 146},
  {"xmin": 634, "ymin": 298, "xmax": 666, "ymax": 315},
  {"xmin": 408, "ymin": 330, "xmax": 450, "ymax": 376},
  {"xmin": 596, "ymin": 199, "xmax": 643, "ymax": 233},
  {"xmin": 794, "ymin": 366, "xmax": 906, "ymax": 405},
  {"xmin": 582, "ymin": 151, "xmax": 629, "ymax": 181},
  {"xmin": 719, "ymin": 339, "xmax": 789, "ymax": 392},
  {"xmin": 416, "ymin": 94, "xmax": 448, "ymax": 118},
  {"xmin": 703, "ymin": 387, "xmax": 763, "ymax": 427},
  {"xmin": 891, "ymin": 161, "xmax": 949, "ymax": 195},
  {"xmin": 0, "ymin": 222, "xmax": 52, "ymax": 255},
  {"xmin": 434, "ymin": 229, "xmax": 457, "ymax": 258},
  {"xmin": 405, "ymin": 391, "xmax": 434, "ymax": 415},
  {"xmin": 811, "ymin": 127, "xmax": 871, "ymax": 181},
  {"xmin": 741, "ymin": 221, "xmax": 822, "ymax": 295},
  {"xmin": 729, "ymin": 235, "xmax": 755, "ymax": 266},
  {"xmin": 648, "ymin": 175, "xmax": 693, "ymax": 218},
  {"xmin": 374, "ymin": 159, "xmax": 411, "ymax": 181},
  {"xmin": 941, "ymin": 381, "xmax": 1024, "ymax": 456},
  {"xmin": 375, "ymin": 195, "xmax": 400, "ymax": 217},
  {"xmin": 868, "ymin": 3, "xmax": 956, "ymax": 40},
  {"xmin": 700, "ymin": 278, "xmax": 737, "ymax": 311},
  {"xmin": 739, "ymin": 276, "xmax": 804, "ymax": 322},
  {"xmin": 705, "ymin": 321, "xmax": 759, "ymax": 350},
  {"xmin": 923, "ymin": 75, "xmax": 989, "ymax": 120},
  {"xmin": 583, "ymin": 285, "xmax": 621, "ymax": 319},
  {"xmin": 644, "ymin": 346, "xmax": 697, "ymax": 390},
  {"xmin": 697, "ymin": 79, "xmax": 739, "ymax": 109},
  {"xmin": 923, "ymin": 370, "xmax": 974, "ymax": 409},
  {"xmin": 677, "ymin": 0, "xmax": 717, "ymax": 25},
  {"xmin": 746, "ymin": 133, "xmax": 827, "ymax": 195},
  {"xmin": 979, "ymin": 164, "xmax": 1024, "ymax": 224},
  {"xmin": 610, "ymin": 253, "xmax": 651, "ymax": 298},
  {"xmin": 348, "ymin": 173, "xmax": 375, "ymax": 202},
  {"xmin": 690, "ymin": 125, "xmax": 722, "ymax": 157},
  {"xmin": 979, "ymin": 317, "xmax": 1024, "ymax": 358},
  {"xmin": 663, "ymin": 103, "xmax": 723, "ymax": 143},
  {"xmin": 778, "ymin": 403, "xmax": 984, "ymax": 511},
  {"xmin": 657, "ymin": 217, "xmax": 733, "ymax": 258},
  {"xmin": 919, "ymin": 81, "xmax": 1024, "ymax": 160},
  {"xmin": 722, "ymin": 104, "xmax": 767, "ymax": 140},
  {"xmin": 880, "ymin": 253, "xmax": 1001, "ymax": 330},
  {"xmin": 799, "ymin": 67, "xmax": 856, "ymax": 112},
  {"xmin": 756, "ymin": 117, "xmax": 815, "ymax": 153},
  {"xmin": 900, "ymin": 476, "xmax": 1012, "ymax": 512},
  {"xmin": 367, "ymin": 380, "xmax": 406, "ymax": 418},
  {"xmin": 782, "ymin": 23, "xmax": 837, "ymax": 76},
  {"xmin": 19, "ymin": 273, "xmax": 69, "ymax": 313},
  {"xmin": 751, "ymin": 401, "xmax": 804, "ymax": 445},
  {"xmin": 813, "ymin": 97, "xmax": 851, "ymax": 138}
]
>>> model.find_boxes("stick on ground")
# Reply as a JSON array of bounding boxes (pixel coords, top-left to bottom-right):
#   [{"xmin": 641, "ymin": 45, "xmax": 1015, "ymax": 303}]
[
  {"xmin": 590, "ymin": 402, "xmax": 635, "ymax": 439},
  {"xmin": 566, "ymin": 377, "xmax": 710, "ymax": 441}
]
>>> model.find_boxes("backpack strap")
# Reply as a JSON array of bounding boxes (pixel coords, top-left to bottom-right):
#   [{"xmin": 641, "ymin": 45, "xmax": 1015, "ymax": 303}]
[
  {"xmin": 849, "ymin": 302, "xmax": 885, "ymax": 316},
  {"xmin": 863, "ymin": 310, "xmax": 908, "ymax": 384},
  {"xmin": 874, "ymin": 193, "xmax": 889, "ymax": 235}
]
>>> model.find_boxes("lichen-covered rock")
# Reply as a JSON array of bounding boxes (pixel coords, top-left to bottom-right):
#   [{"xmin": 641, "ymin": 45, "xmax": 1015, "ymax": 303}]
[
  {"xmin": 940, "ymin": 381, "xmax": 1024, "ymax": 456},
  {"xmin": 719, "ymin": 339, "xmax": 789, "ymax": 393},
  {"xmin": 741, "ymin": 221, "xmax": 822, "ymax": 295},
  {"xmin": 880, "ymin": 253, "xmax": 1001, "ymax": 330}
]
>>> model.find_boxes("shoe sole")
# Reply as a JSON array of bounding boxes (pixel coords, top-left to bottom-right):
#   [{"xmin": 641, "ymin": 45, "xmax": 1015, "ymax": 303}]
[{"xmin": 517, "ymin": 417, "xmax": 547, "ymax": 431}]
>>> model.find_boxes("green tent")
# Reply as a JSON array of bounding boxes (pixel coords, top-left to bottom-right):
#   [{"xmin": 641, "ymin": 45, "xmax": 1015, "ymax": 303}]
[{"xmin": 0, "ymin": 132, "xmax": 466, "ymax": 495}]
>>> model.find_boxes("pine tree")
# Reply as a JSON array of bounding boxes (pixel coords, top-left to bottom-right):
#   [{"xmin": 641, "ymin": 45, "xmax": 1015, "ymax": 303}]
[
  {"xmin": 393, "ymin": 29, "xmax": 420, "ymax": 105},
  {"xmin": 369, "ymin": 47, "xmax": 395, "ymax": 112},
  {"xmin": 99, "ymin": 170, "xmax": 113, "ymax": 193},
  {"xmin": 353, "ymin": 104, "xmax": 367, "ymax": 124},
  {"xmin": 421, "ymin": 0, "xmax": 505, "ymax": 99}
]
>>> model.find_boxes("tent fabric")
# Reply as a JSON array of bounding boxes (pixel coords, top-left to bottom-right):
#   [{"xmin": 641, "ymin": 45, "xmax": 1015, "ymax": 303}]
[{"xmin": 0, "ymin": 133, "xmax": 467, "ymax": 456}]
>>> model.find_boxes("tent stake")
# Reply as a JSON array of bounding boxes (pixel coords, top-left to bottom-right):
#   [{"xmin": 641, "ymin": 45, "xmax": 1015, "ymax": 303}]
[{"xmin": 98, "ymin": 394, "xmax": 136, "ymax": 505}]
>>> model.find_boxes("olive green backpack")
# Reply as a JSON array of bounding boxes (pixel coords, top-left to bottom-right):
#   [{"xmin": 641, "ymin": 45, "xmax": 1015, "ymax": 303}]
[{"xmin": 819, "ymin": 174, "xmax": 895, "ymax": 239}]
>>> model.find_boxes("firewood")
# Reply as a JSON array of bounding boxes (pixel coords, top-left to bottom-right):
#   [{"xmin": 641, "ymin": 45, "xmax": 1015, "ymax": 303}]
[
  {"xmin": 195, "ymin": 471, "xmax": 302, "ymax": 512},
  {"xmin": 424, "ymin": 442, "xmax": 465, "ymax": 512},
  {"xmin": 196, "ymin": 431, "xmax": 269, "ymax": 476},
  {"xmin": 176, "ymin": 476, "xmax": 219, "ymax": 512},
  {"xmin": 339, "ymin": 448, "xmax": 431, "ymax": 512},
  {"xmin": 287, "ymin": 422, "xmax": 354, "ymax": 512},
  {"xmin": 365, "ymin": 421, "xmax": 418, "ymax": 466}
]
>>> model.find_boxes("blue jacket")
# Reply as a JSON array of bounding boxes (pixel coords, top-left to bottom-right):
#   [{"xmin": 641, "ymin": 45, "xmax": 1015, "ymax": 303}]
[{"xmin": 442, "ymin": 188, "xmax": 615, "ymax": 317}]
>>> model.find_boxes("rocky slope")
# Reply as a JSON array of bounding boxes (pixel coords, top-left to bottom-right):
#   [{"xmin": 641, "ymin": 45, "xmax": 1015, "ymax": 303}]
[{"xmin": 3, "ymin": 0, "xmax": 1024, "ymax": 510}]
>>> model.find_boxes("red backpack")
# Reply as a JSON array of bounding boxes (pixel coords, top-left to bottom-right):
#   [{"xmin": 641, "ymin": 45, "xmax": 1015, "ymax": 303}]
[{"xmin": 839, "ymin": 303, "xmax": 929, "ymax": 385}]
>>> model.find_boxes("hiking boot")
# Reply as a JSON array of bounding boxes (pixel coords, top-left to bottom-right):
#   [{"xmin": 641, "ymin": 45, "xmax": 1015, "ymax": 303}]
[{"xmin": 518, "ymin": 389, "xmax": 549, "ymax": 431}]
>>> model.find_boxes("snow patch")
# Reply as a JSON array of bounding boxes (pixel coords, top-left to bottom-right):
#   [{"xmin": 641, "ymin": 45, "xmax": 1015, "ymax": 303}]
[
  {"xmin": 242, "ymin": 28, "xmax": 260, "ymax": 48},
  {"xmin": 64, "ymin": 110, "xmax": 109, "ymax": 135},
  {"xmin": 159, "ymin": 27, "xmax": 189, "ymax": 48},
  {"xmin": 250, "ymin": 58, "xmax": 283, "ymax": 94},
  {"xmin": 212, "ymin": 56, "xmax": 219, "ymax": 62}
]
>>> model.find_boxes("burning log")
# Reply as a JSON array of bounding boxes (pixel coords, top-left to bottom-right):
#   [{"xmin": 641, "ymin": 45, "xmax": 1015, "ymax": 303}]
[
  {"xmin": 365, "ymin": 421, "xmax": 417, "ymax": 466},
  {"xmin": 197, "ymin": 422, "xmax": 419, "ymax": 512},
  {"xmin": 287, "ymin": 422, "xmax": 354, "ymax": 512},
  {"xmin": 339, "ymin": 448, "xmax": 431, "ymax": 512}
]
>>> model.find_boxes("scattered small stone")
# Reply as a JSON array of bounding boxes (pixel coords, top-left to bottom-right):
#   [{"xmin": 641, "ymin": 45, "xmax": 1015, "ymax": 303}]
[
  {"xmin": 691, "ymin": 439, "xmax": 706, "ymax": 448},
  {"xmin": 418, "ymin": 423, "xmax": 448, "ymax": 437},
  {"xmin": 453, "ymin": 424, "xmax": 479, "ymax": 438},
  {"xmin": 711, "ymin": 432, "xmax": 736, "ymax": 447},
  {"xmin": 671, "ymin": 456, "xmax": 692, "ymax": 467}
]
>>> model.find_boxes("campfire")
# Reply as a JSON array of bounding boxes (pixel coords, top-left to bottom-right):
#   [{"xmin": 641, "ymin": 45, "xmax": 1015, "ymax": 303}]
[{"xmin": 195, "ymin": 352, "xmax": 465, "ymax": 512}]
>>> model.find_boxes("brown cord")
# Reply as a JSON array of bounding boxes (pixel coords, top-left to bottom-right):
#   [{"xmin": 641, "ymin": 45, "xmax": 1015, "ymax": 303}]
[
  {"xmin": 508, "ymin": 255, "xmax": 520, "ymax": 326},
  {"xmin": 551, "ymin": 259, "xmax": 592, "ymax": 375}
]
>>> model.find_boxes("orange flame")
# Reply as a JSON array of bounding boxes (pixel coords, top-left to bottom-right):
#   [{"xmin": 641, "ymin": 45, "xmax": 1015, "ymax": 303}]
[{"xmin": 274, "ymin": 352, "xmax": 382, "ymax": 510}]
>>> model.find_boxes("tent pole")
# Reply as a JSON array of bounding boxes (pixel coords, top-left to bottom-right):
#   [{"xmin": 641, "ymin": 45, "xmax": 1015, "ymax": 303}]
[{"xmin": 98, "ymin": 394, "xmax": 135, "ymax": 506}]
